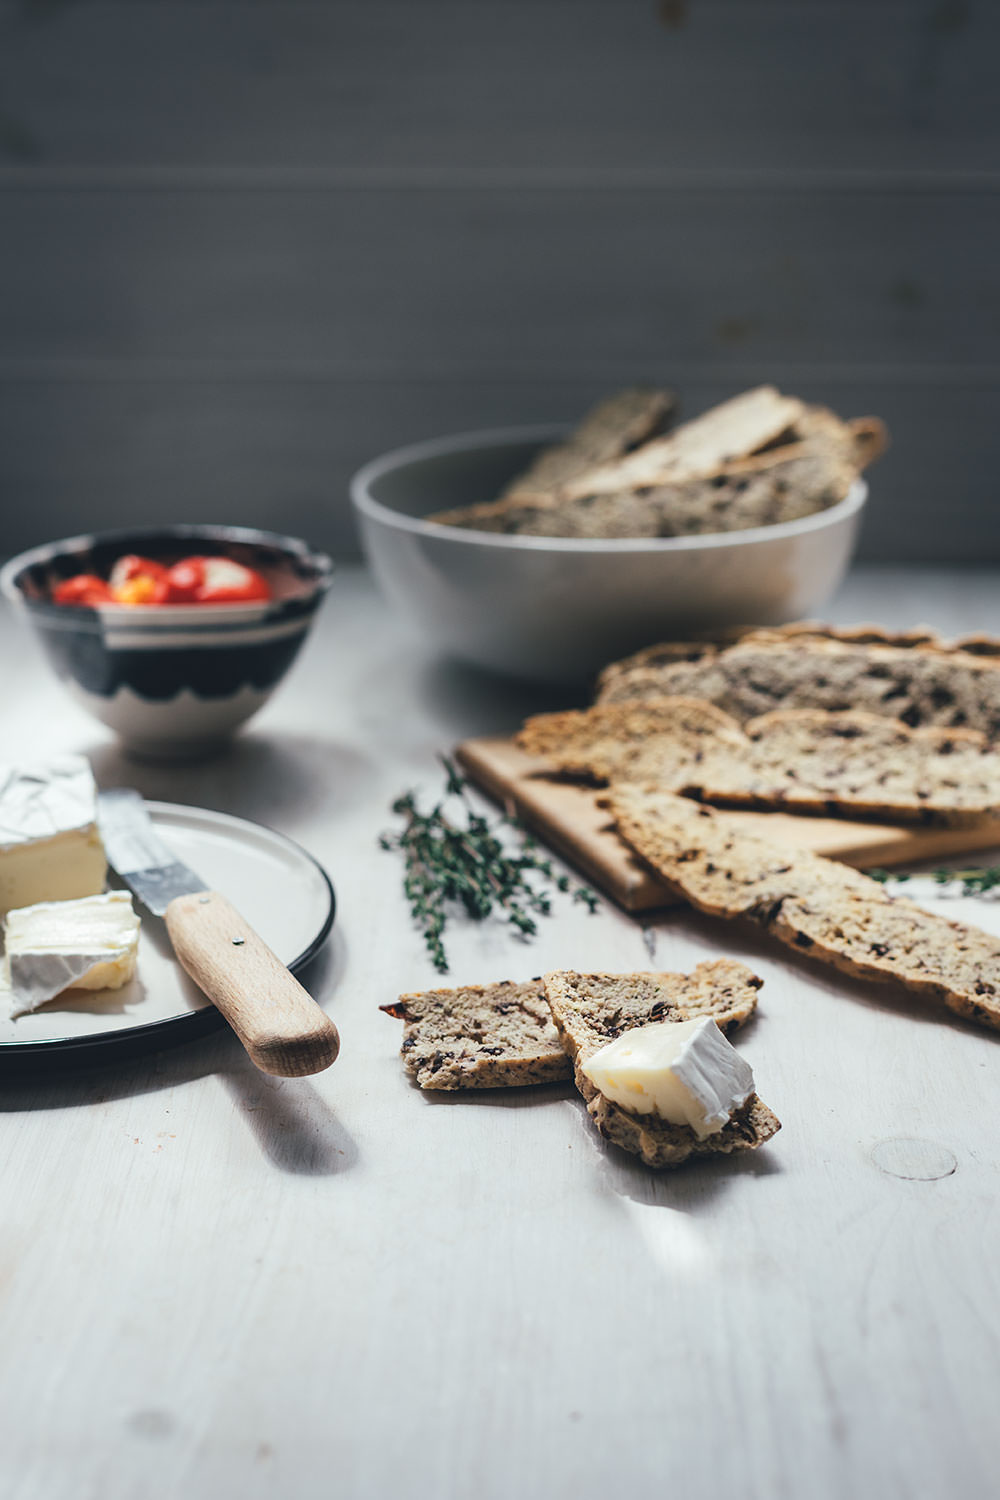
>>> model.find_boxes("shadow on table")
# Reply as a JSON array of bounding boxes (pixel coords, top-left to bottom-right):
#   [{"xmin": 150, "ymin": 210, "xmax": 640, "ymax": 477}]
[
  {"xmin": 418, "ymin": 1074, "xmax": 780, "ymax": 1209},
  {"xmin": 416, "ymin": 1078, "xmax": 575, "ymax": 1108},
  {"xmin": 596, "ymin": 1123, "xmax": 782, "ymax": 1213},
  {"xmin": 0, "ymin": 936, "xmax": 357, "ymax": 1177},
  {"xmin": 85, "ymin": 729, "xmax": 377, "ymax": 834},
  {"xmin": 217, "ymin": 1052, "xmax": 358, "ymax": 1177},
  {"xmin": 216, "ymin": 931, "xmax": 357, "ymax": 1177},
  {"xmin": 539, "ymin": 1076, "xmax": 782, "ymax": 1212},
  {"xmin": 649, "ymin": 907, "xmax": 1000, "ymax": 1043},
  {"xmin": 419, "ymin": 656, "xmax": 586, "ymax": 741}
]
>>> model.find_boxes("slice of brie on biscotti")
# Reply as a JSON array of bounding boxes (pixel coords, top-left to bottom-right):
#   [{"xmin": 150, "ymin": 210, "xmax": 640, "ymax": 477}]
[
  {"xmin": 0, "ymin": 757, "xmax": 107, "ymax": 913},
  {"xmin": 544, "ymin": 965, "xmax": 779, "ymax": 1167},
  {"xmin": 580, "ymin": 1015, "xmax": 755, "ymax": 1140},
  {"xmin": 6, "ymin": 891, "xmax": 141, "ymax": 1018}
]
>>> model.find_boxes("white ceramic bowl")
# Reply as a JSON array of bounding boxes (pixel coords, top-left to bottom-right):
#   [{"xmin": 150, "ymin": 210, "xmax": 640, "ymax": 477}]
[{"xmin": 351, "ymin": 425, "xmax": 867, "ymax": 682}]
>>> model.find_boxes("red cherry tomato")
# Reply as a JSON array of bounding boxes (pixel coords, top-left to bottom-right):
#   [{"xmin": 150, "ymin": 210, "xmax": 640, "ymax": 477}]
[
  {"xmin": 109, "ymin": 554, "xmax": 170, "ymax": 605},
  {"xmin": 162, "ymin": 557, "xmax": 204, "ymax": 603},
  {"xmin": 165, "ymin": 556, "xmax": 271, "ymax": 605},
  {"xmin": 52, "ymin": 574, "xmax": 114, "ymax": 606}
]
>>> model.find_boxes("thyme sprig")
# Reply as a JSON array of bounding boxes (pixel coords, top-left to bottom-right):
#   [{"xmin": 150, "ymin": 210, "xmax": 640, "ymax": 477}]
[
  {"xmin": 868, "ymin": 866, "xmax": 1000, "ymax": 895},
  {"xmin": 380, "ymin": 756, "xmax": 598, "ymax": 972}
]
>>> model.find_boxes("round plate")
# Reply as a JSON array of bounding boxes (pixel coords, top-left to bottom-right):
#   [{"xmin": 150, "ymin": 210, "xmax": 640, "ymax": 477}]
[{"xmin": 0, "ymin": 802, "xmax": 335, "ymax": 1064}]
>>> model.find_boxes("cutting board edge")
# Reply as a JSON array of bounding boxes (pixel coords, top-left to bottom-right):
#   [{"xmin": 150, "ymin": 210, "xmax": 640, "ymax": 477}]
[{"xmin": 455, "ymin": 736, "xmax": 1000, "ymax": 914}]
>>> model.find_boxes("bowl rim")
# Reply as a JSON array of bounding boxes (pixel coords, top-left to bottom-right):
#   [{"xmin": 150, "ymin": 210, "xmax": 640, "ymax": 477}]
[
  {"xmin": 351, "ymin": 423, "xmax": 868, "ymax": 553},
  {"xmin": 0, "ymin": 522, "xmax": 334, "ymax": 616}
]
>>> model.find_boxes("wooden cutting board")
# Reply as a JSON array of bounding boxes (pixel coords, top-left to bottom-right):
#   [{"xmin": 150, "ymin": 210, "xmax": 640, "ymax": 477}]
[{"xmin": 456, "ymin": 736, "xmax": 1000, "ymax": 912}]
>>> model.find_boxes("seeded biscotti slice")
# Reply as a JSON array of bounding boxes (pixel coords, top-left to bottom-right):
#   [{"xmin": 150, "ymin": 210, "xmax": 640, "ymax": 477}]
[
  {"xmin": 429, "ymin": 386, "xmax": 805, "ymax": 533},
  {"xmin": 734, "ymin": 710, "xmax": 1000, "ymax": 821},
  {"xmin": 519, "ymin": 697, "xmax": 1000, "ymax": 822},
  {"xmin": 770, "ymin": 893, "xmax": 1000, "ymax": 1031},
  {"xmin": 499, "ymin": 387, "xmax": 675, "ymax": 500},
  {"xmin": 608, "ymin": 785, "xmax": 875, "ymax": 919},
  {"xmin": 636, "ymin": 443, "xmax": 856, "ymax": 536},
  {"xmin": 429, "ymin": 387, "xmax": 674, "ymax": 529},
  {"xmin": 438, "ymin": 439, "xmax": 857, "ymax": 539},
  {"xmin": 543, "ymin": 963, "xmax": 779, "ymax": 1167},
  {"xmin": 596, "ymin": 622, "xmax": 946, "ymax": 697},
  {"xmin": 426, "ymin": 485, "xmax": 679, "ymax": 537},
  {"xmin": 429, "ymin": 391, "xmax": 883, "ymax": 539},
  {"xmin": 381, "ymin": 979, "xmax": 570, "ymax": 1089},
  {"xmin": 430, "ymin": 422, "xmax": 863, "ymax": 540},
  {"xmin": 558, "ymin": 385, "xmax": 807, "ymax": 499},
  {"xmin": 596, "ymin": 633, "xmax": 1000, "ymax": 740},
  {"xmin": 519, "ymin": 696, "xmax": 741, "ymax": 778},
  {"xmin": 609, "ymin": 785, "xmax": 1000, "ymax": 1031},
  {"xmin": 739, "ymin": 407, "xmax": 888, "ymax": 473},
  {"xmin": 544, "ymin": 961, "xmax": 762, "ymax": 1048}
]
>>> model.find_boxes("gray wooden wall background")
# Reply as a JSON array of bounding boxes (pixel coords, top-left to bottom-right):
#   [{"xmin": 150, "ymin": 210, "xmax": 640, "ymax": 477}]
[{"xmin": 0, "ymin": 0, "xmax": 997, "ymax": 563}]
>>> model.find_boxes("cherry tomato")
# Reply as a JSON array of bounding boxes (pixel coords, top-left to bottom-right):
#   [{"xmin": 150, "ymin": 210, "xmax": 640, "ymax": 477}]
[
  {"xmin": 165, "ymin": 556, "xmax": 271, "ymax": 605},
  {"xmin": 161, "ymin": 557, "xmax": 205, "ymax": 603},
  {"xmin": 52, "ymin": 574, "xmax": 113, "ymax": 606},
  {"xmin": 109, "ymin": 554, "xmax": 171, "ymax": 605}
]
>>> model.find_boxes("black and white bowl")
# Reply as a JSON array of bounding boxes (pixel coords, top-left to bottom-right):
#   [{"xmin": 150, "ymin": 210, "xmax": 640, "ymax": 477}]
[{"xmin": 0, "ymin": 525, "xmax": 333, "ymax": 758}]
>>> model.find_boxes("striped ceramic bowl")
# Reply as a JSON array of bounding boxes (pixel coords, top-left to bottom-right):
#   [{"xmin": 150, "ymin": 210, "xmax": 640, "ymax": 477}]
[{"xmin": 0, "ymin": 524, "xmax": 333, "ymax": 758}]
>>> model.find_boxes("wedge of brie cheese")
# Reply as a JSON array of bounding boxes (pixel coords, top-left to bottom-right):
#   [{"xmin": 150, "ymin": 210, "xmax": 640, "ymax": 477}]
[
  {"xmin": 0, "ymin": 757, "xmax": 107, "ymax": 913},
  {"xmin": 6, "ymin": 891, "xmax": 140, "ymax": 1018},
  {"xmin": 580, "ymin": 1016, "xmax": 755, "ymax": 1139}
]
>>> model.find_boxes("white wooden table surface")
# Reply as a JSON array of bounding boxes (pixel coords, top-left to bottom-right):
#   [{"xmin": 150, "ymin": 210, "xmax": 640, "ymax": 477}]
[{"xmin": 2, "ymin": 564, "xmax": 1000, "ymax": 1500}]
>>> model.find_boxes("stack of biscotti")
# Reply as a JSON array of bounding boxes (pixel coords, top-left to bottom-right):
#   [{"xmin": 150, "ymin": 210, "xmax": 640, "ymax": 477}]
[
  {"xmin": 609, "ymin": 786, "xmax": 1000, "ymax": 1033},
  {"xmin": 597, "ymin": 623, "xmax": 1000, "ymax": 740},
  {"xmin": 381, "ymin": 961, "xmax": 780, "ymax": 1168},
  {"xmin": 516, "ymin": 696, "xmax": 1000, "ymax": 824},
  {"xmin": 428, "ymin": 385, "xmax": 887, "ymax": 539}
]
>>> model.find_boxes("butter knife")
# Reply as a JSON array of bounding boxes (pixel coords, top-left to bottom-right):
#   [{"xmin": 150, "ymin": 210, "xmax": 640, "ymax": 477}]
[{"xmin": 98, "ymin": 788, "xmax": 340, "ymax": 1078}]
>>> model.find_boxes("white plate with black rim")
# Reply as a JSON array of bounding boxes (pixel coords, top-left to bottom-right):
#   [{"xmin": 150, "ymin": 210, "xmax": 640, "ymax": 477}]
[{"xmin": 0, "ymin": 803, "xmax": 335, "ymax": 1066}]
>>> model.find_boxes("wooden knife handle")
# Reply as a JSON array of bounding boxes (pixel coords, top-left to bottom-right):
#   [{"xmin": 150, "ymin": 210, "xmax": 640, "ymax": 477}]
[{"xmin": 164, "ymin": 890, "xmax": 340, "ymax": 1078}]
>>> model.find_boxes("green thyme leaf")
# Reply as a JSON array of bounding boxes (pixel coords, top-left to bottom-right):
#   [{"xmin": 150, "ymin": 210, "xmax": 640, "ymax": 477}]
[
  {"xmin": 380, "ymin": 756, "xmax": 599, "ymax": 972},
  {"xmin": 867, "ymin": 865, "xmax": 1000, "ymax": 896}
]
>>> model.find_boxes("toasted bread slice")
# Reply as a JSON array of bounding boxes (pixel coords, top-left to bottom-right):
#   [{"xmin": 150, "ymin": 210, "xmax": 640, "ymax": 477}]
[
  {"xmin": 381, "ymin": 958, "xmax": 764, "ymax": 1099},
  {"xmin": 558, "ymin": 385, "xmax": 807, "ymax": 498},
  {"xmin": 596, "ymin": 623, "xmax": 972, "ymax": 696},
  {"xmin": 499, "ymin": 387, "xmax": 675, "ymax": 500},
  {"xmin": 429, "ymin": 387, "xmax": 674, "ymax": 528},
  {"xmin": 431, "ymin": 421, "xmax": 861, "ymax": 539},
  {"xmin": 428, "ymin": 389, "xmax": 883, "ymax": 539},
  {"xmin": 609, "ymin": 785, "xmax": 1000, "ymax": 1032},
  {"xmin": 518, "ymin": 696, "xmax": 1000, "ymax": 823},
  {"xmin": 543, "ymin": 962, "xmax": 779, "ymax": 1167},
  {"xmin": 596, "ymin": 632, "xmax": 1000, "ymax": 742},
  {"xmin": 382, "ymin": 979, "xmax": 570, "ymax": 1089}
]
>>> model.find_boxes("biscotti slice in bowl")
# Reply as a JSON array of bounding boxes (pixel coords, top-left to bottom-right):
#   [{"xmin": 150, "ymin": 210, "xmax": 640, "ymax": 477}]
[
  {"xmin": 428, "ymin": 438, "xmax": 857, "ymax": 540},
  {"xmin": 543, "ymin": 962, "xmax": 780, "ymax": 1168},
  {"xmin": 430, "ymin": 399, "xmax": 879, "ymax": 541},
  {"xmin": 430, "ymin": 387, "xmax": 675, "ymax": 527},
  {"xmin": 381, "ymin": 979, "xmax": 571, "ymax": 1089},
  {"xmin": 557, "ymin": 384, "xmax": 808, "ymax": 499},
  {"xmin": 497, "ymin": 386, "xmax": 675, "ymax": 502}
]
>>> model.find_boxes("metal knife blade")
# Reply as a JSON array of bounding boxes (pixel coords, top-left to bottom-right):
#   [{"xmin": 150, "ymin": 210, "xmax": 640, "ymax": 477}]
[{"xmin": 97, "ymin": 788, "xmax": 208, "ymax": 915}]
